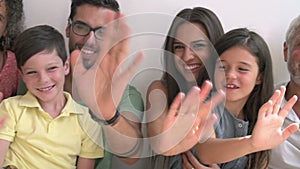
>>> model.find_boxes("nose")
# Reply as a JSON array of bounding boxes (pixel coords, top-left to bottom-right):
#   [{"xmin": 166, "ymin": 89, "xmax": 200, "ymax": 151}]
[
  {"xmin": 182, "ymin": 47, "xmax": 195, "ymax": 62},
  {"xmin": 84, "ymin": 31, "xmax": 97, "ymax": 43},
  {"xmin": 225, "ymin": 68, "xmax": 237, "ymax": 80},
  {"xmin": 38, "ymin": 71, "xmax": 50, "ymax": 83}
]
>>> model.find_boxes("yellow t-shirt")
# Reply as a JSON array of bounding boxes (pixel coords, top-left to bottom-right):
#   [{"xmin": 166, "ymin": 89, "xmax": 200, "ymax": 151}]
[{"xmin": 0, "ymin": 92, "xmax": 104, "ymax": 169}]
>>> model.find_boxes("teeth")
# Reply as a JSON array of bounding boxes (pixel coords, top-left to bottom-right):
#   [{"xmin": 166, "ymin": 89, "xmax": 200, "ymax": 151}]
[
  {"xmin": 38, "ymin": 85, "xmax": 53, "ymax": 91},
  {"xmin": 81, "ymin": 48, "xmax": 95, "ymax": 55},
  {"xmin": 185, "ymin": 65, "xmax": 200, "ymax": 70},
  {"xmin": 226, "ymin": 84, "xmax": 236, "ymax": 89}
]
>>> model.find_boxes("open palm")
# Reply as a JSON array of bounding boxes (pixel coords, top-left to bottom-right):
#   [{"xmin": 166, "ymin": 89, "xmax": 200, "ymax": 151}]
[{"xmin": 250, "ymin": 86, "xmax": 298, "ymax": 151}]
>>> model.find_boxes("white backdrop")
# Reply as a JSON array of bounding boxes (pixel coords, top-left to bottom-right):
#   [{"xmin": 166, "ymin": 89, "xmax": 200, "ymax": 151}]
[{"xmin": 23, "ymin": 0, "xmax": 299, "ymax": 97}]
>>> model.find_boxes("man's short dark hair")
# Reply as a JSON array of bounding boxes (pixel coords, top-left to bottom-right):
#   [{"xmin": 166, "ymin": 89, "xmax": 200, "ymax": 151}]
[{"xmin": 69, "ymin": 0, "xmax": 120, "ymax": 20}]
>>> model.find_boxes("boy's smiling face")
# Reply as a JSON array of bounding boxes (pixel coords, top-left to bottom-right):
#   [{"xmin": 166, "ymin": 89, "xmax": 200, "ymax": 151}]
[{"xmin": 21, "ymin": 50, "xmax": 70, "ymax": 104}]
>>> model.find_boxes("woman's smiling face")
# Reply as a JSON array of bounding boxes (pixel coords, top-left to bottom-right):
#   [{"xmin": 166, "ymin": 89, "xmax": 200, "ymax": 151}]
[{"xmin": 173, "ymin": 22, "xmax": 210, "ymax": 82}]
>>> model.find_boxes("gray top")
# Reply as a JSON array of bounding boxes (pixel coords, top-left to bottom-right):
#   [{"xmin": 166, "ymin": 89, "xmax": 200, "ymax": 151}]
[
  {"xmin": 215, "ymin": 106, "xmax": 249, "ymax": 169},
  {"xmin": 269, "ymin": 82, "xmax": 300, "ymax": 169}
]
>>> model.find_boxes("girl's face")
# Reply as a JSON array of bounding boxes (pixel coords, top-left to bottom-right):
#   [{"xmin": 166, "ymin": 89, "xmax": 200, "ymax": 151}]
[
  {"xmin": 214, "ymin": 46, "xmax": 262, "ymax": 104},
  {"xmin": 173, "ymin": 22, "xmax": 210, "ymax": 82}
]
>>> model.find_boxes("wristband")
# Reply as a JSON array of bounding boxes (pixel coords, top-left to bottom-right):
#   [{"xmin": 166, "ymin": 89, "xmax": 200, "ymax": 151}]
[{"xmin": 89, "ymin": 109, "xmax": 120, "ymax": 125}]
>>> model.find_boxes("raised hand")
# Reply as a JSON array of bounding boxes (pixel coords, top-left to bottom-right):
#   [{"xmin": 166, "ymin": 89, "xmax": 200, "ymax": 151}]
[
  {"xmin": 71, "ymin": 13, "xmax": 143, "ymax": 120},
  {"xmin": 182, "ymin": 151, "xmax": 220, "ymax": 169},
  {"xmin": 250, "ymin": 86, "xmax": 298, "ymax": 151},
  {"xmin": 149, "ymin": 81, "xmax": 224, "ymax": 155}
]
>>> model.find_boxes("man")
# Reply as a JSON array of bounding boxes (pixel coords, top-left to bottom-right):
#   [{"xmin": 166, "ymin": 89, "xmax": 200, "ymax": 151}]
[
  {"xmin": 64, "ymin": 0, "xmax": 145, "ymax": 168},
  {"xmin": 269, "ymin": 15, "xmax": 300, "ymax": 169}
]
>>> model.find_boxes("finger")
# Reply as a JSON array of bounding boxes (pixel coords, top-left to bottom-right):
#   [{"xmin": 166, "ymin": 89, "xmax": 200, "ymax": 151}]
[
  {"xmin": 198, "ymin": 89, "xmax": 224, "ymax": 122},
  {"xmin": 278, "ymin": 95, "xmax": 297, "ymax": 118},
  {"xmin": 272, "ymin": 86, "xmax": 286, "ymax": 114},
  {"xmin": 182, "ymin": 153, "xmax": 193, "ymax": 169},
  {"xmin": 258, "ymin": 100, "xmax": 272, "ymax": 118},
  {"xmin": 110, "ymin": 52, "xmax": 144, "ymax": 104},
  {"xmin": 181, "ymin": 86, "xmax": 201, "ymax": 115},
  {"xmin": 281, "ymin": 123, "xmax": 299, "ymax": 140},
  {"xmin": 197, "ymin": 113, "xmax": 218, "ymax": 143},
  {"xmin": 185, "ymin": 151, "xmax": 199, "ymax": 166},
  {"xmin": 207, "ymin": 89, "xmax": 225, "ymax": 110},
  {"xmin": 199, "ymin": 80, "xmax": 213, "ymax": 103},
  {"xmin": 97, "ymin": 13, "xmax": 130, "ymax": 74},
  {"xmin": 109, "ymin": 14, "xmax": 130, "ymax": 62},
  {"xmin": 169, "ymin": 92, "xmax": 185, "ymax": 116},
  {"xmin": 264, "ymin": 89, "xmax": 280, "ymax": 116},
  {"xmin": 186, "ymin": 151, "xmax": 209, "ymax": 169},
  {"xmin": 70, "ymin": 50, "xmax": 81, "ymax": 73},
  {"xmin": 121, "ymin": 52, "xmax": 144, "ymax": 80}
]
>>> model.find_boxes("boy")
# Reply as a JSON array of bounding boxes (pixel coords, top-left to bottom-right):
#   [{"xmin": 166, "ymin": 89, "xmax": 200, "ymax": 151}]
[{"xmin": 0, "ymin": 25, "xmax": 103, "ymax": 169}]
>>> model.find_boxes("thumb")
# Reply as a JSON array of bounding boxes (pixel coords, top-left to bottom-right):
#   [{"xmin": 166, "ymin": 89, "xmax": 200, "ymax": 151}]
[
  {"xmin": 281, "ymin": 123, "xmax": 299, "ymax": 140},
  {"xmin": 70, "ymin": 49, "xmax": 81, "ymax": 72}
]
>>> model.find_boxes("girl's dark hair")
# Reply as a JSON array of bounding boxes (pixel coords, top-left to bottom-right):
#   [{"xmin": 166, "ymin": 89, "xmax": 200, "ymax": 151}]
[
  {"xmin": 162, "ymin": 7, "xmax": 224, "ymax": 106},
  {"xmin": 1, "ymin": 0, "xmax": 24, "ymax": 51},
  {"xmin": 14, "ymin": 25, "xmax": 68, "ymax": 69},
  {"xmin": 213, "ymin": 28, "xmax": 274, "ymax": 169},
  {"xmin": 69, "ymin": 0, "xmax": 120, "ymax": 20}
]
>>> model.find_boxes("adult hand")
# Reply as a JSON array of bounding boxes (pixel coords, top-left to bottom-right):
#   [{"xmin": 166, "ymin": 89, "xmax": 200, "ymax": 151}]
[
  {"xmin": 182, "ymin": 151, "xmax": 220, "ymax": 169},
  {"xmin": 250, "ymin": 86, "xmax": 298, "ymax": 151},
  {"xmin": 155, "ymin": 81, "xmax": 225, "ymax": 155},
  {"xmin": 71, "ymin": 13, "xmax": 143, "ymax": 120}
]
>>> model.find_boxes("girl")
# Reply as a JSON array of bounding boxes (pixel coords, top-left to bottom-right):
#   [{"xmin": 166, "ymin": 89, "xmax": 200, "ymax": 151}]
[{"xmin": 194, "ymin": 28, "xmax": 298, "ymax": 169}]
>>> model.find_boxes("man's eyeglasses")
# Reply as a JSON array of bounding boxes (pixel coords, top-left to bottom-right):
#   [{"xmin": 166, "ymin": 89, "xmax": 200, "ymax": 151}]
[{"xmin": 69, "ymin": 20, "xmax": 105, "ymax": 40}]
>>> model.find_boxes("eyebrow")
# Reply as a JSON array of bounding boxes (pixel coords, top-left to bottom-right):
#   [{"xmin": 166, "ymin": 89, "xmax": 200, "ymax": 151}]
[
  {"xmin": 219, "ymin": 59, "xmax": 253, "ymax": 67},
  {"xmin": 173, "ymin": 39, "xmax": 207, "ymax": 45}
]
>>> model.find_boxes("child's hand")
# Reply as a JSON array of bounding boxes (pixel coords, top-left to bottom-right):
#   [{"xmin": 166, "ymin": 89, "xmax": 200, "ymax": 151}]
[{"xmin": 250, "ymin": 86, "xmax": 298, "ymax": 151}]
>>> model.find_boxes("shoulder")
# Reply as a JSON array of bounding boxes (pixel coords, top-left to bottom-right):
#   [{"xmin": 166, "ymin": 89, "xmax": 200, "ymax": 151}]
[
  {"xmin": 123, "ymin": 85, "xmax": 142, "ymax": 97},
  {"xmin": 1, "ymin": 95, "xmax": 23, "ymax": 106},
  {"xmin": 63, "ymin": 92, "xmax": 90, "ymax": 114}
]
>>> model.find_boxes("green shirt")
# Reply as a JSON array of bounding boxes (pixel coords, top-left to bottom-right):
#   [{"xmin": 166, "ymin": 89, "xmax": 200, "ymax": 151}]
[{"xmin": 95, "ymin": 85, "xmax": 144, "ymax": 169}]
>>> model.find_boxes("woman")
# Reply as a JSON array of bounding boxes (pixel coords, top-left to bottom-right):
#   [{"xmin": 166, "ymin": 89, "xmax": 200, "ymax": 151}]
[
  {"xmin": 0, "ymin": 0, "xmax": 24, "ymax": 101},
  {"xmin": 146, "ymin": 7, "xmax": 224, "ymax": 169}
]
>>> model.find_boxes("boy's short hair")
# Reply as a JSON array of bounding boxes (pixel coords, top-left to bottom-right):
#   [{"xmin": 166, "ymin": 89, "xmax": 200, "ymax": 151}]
[{"xmin": 14, "ymin": 25, "xmax": 68, "ymax": 69}]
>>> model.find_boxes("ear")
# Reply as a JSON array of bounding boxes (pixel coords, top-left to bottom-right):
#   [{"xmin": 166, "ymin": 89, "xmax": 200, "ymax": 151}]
[
  {"xmin": 256, "ymin": 73, "xmax": 263, "ymax": 85},
  {"xmin": 66, "ymin": 23, "xmax": 71, "ymax": 38},
  {"xmin": 64, "ymin": 57, "xmax": 70, "ymax": 75},
  {"xmin": 283, "ymin": 42, "xmax": 288, "ymax": 62}
]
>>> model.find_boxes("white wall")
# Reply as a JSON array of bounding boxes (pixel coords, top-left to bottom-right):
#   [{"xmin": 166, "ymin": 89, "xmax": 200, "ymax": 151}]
[{"xmin": 23, "ymin": 0, "xmax": 299, "ymax": 97}]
